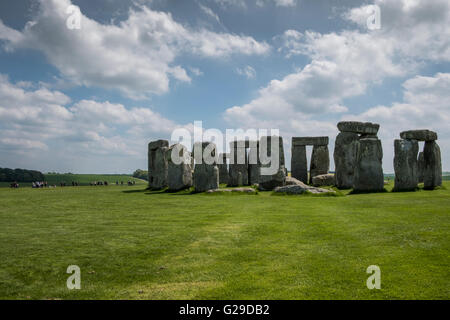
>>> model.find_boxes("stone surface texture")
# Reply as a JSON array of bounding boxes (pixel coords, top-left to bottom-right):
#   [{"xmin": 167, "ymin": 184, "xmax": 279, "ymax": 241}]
[
  {"xmin": 393, "ymin": 139, "xmax": 419, "ymax": 191},
  {"xmin": 353, "ymin": 138, "xmax": 384, "ymax": 192}
]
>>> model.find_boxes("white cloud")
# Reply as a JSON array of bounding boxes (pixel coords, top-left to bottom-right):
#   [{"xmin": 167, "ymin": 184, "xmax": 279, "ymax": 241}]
[
  {"xmin": 0, "ymin": 0, "xmax": 269, "ymax": 99},
  {"xmin": 0, "ymin": 74, "xmax": 191, "ymax": 172},
  {"xmin": 257, "ymin": 0, "xmax": 297, "ymax": 7},
  {"xmin": 345, "ymin": 0, "xmax": 450, "ymax": 62},
  {"xmin": 344, "ymin": 73, "xmax": 450, "ymax": 172},
  {"xmin": 224, "ymin": 0, "xmax": 450, "ymax": 171},
  {"xmin": 199, "ymin": 3, "xmax": 221, "ymax": 24},
  {"xmin": 236, "ymin": 65, "xmax": 256, "ymax": 79}
]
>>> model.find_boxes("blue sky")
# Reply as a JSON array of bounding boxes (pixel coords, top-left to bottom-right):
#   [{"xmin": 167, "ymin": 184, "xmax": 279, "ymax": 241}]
[{"xmin": 0, "ymin": 0, "xmax": 449, "ymax": 173}]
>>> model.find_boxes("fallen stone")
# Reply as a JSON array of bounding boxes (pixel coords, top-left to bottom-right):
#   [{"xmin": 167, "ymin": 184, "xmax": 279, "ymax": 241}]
[
  {"xmin": 353, "ymin": 138, "xmax": 384, "ymax": 192},
  {"xmin": 309, "ymin": 145, "xmax": 330, "ymax": 184},
  {"xmin": 393, "ymin": 139, "xmax": 419, "ymax": 191},
  {"xmin": 400, "ymin": 130, "xmax": 437, "ymax": 141},
  {"xmin": 206, "ymin": 187, "xmax": 256, "ymax": 194},
  {"xmin": 285, "ymin": 176, "xmax": 304, "ymax": 186},
  {"xmin": 334, "ymin": 132, "xmax": 359, "ymax": 189},
  {"xmin": 292, "ymin": 136, "xmax": 329, "ymax": 146},
  {"xmin": 337, "ymin": 121, "xmax": 380, "ymax": 135},
  {"xmin": 423, "ymin": 141, "xmax": 442, "ymax": 189},
  {"xmin": 274, "ymin": 183, "xmax": 335, "ymax": 195},
  {"xmin": 312, "ymin": 174, "xmax": 335, "ymax": 187}
]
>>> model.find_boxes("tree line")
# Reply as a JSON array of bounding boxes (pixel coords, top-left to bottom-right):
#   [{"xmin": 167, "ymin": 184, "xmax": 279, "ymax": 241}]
[
  {"xmin": 132, "ymin": 169, "xmax": 148, "ymax": 181},
  {"xmin": 0, "ymin": 168, "xmax": 45, "ymax": 182}
]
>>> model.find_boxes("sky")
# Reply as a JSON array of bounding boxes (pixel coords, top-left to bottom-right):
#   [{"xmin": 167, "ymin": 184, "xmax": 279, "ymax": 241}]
[{"xmin": 0, "ymin": 0, "xmax": 449, "ymax": 174}]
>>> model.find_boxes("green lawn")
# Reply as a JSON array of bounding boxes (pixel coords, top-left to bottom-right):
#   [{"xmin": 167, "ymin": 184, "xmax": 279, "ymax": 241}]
[{"xmin": 0, "ymin": 182, "xmax": 449, "ymax": 300}]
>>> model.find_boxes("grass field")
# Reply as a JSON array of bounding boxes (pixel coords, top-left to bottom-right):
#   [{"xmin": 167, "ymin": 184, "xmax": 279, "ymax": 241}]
[
  {"xmin": 0, "ymin": 182, "xmax": 448, "ymax": 300},
  {"xmin": 0, "ymin": 174, "xmax": 147, "ymax": 187}
]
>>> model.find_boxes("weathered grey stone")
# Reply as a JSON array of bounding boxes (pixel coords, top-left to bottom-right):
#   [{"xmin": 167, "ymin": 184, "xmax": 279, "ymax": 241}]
[
  {"xmin": 423, "ymin": 141, "xmax": 442, "ymax": 189},
  {"xmin": 393, "ymin": 139, "xmax": 419, "ymax": 191},
  {"xmin": 400, "ymin": 130, "xmax": 437, "ymax": 141},
  {"xmin": 353, "ymin": 138, "xmax": 384, "ymax": 192},
  {"xmin": 194, "ymin": 164, "xmax": 219, "ymax": 192},
  {"xmin": 148, "ymin": 140, "xmax": 169, "ymax": 189},
  {"xmin": 217, "ymin": 153, "xmax": 229, "ymax": 185},
  {"xmin": 167, "ymin": 144, "xmax": 192, "ymax": 191},
  {"xmin": 309, "ymin": 145, "xmax": 330, "ymax": 184},
  {"xmin": 312, "ymin": 174, "xmax": 335, "ymax": 187},
  {"xmin": 418, "ymin": 151, "xmax": 425, "ymax": 183},
  {"xmin": 291, "ymin": 144, "xmax": 308, "ymax": 183},
  {"xmin": 248, "ymin": 143, "xmax": 261, "ymax": 185},
  {"xmin": 148, "ymin": 139, "xmax": 169, "ymax": 151},
  {"xmin": 193, "ymin": 142, "xmax": 219, "ymax": 192},
  {"xmin": 228, "ymin": 144, "xmax": 248, "ymax": 187},
  {"xmin": 230, "ymin": 140, "xmax": 257, "ymax": 149},
  {"xmin": 285, "ymin": 176, "xmax": 304, "ymax": 186},
  {"xmin": 207, "ymin": 187, "xmax": 256, "ymax": 194},
  {"xmin": 274, "ymin": 183, "xmax": 335, "ymax": 195},
  {"xmin": 337, "ymin": 121, "xmax": 380, "ymax": 135},
  {"xmin": 292, "ymin": 136, "xmax": 329, "ymax": 146},
  {"xmin": 258, "ymin": 136, "xmax": 286, "ymax": 190},
  {"xmin": 334, "ymin": 132, "xmax": 359, "ymax": 189}
]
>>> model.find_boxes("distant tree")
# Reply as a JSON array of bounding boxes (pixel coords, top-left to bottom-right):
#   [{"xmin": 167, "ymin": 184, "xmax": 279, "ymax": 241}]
[
  {"xmin": 0, "ymin": 168, "xmax": 44, "ymax": 182},
  {"xmin": 132, "ymin": 169, "xmax": 148, "ymax": 181}
]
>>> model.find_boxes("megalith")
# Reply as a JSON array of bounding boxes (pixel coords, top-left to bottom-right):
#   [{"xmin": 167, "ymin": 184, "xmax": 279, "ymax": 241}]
[
  {"xmin": 167, "ymin": 144, "xmax": 193, "ymax": 191},
  {"xmin": 291, "ymin": 144, "xmax": 307, "ymax": 183},
  {"xmin": 398, "ymin": 129, "xmax": 441, "ymax": 190},
  {"xmin": 334, "ymin": 132, "xmax": 359, "ymax": 189},
  {"xmin": 353, "ymin": 138, "xmax": 384, "ymax": 192},
  {"xmin": 228, "ymin": 141, "xmax": 249, "ymax": 187},
  {"xmin": 258, "ymin": 136, "xmax": 286, "ymax": 190},
  {"xmin": 248, "ymin": 141, "xmax": 261, "ymax": 185},
  {"xmin": 423, "ymin": 141, "xmax": 442, "ymax": 189},
  {"xmin": 193, "ymin": 142, "xmax": 219, "ymax": 192},
  {"xmin": 218, "ymin": 153, "xmax": 229, "ymax": 185},
  {"xmin": 418, "ymin": 152, "xmax": 425, "ymax": 183},
  {"xmin": 291, "ymin": 137, "xmax": 328, "ymax": 184},
  {"xmin": 393, "ymin": 139, "xmax": 419, "ymax": 191},
  {"xmin": 148, "ymin": 139, "xmax": 169, "ymax": 189},
  {"xmin": 309, "ymin": 145, "xmax": 330, "ymax": 184}
]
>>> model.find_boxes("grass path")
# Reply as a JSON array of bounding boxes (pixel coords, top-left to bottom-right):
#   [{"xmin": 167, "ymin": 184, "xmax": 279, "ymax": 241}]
[{"xmin": 0, "ymin": 183, "xmax": 449, "ymax": 299}]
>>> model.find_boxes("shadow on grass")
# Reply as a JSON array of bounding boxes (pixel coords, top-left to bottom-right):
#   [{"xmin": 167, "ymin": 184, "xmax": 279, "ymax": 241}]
[{"xmin": 348, "ymin": 188, "xmax": 388, "ymax": 195}]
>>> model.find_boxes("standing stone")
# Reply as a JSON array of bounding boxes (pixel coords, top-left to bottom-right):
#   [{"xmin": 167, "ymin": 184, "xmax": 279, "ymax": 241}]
[
  {"xmin": 228, "ymin": 141, "xmax": 249, "ymax": 187},
  {"xmin": 218, "ymin": 153, "xmax": 229, "ymax": 185},
  {"xmin": 423, "ymin": 141, "xmax": 442, "ymax": 189},
  {"xmin": 393, "ymin": 139, "xmax": 419, "ymax": 191},
  {"xmin": 148, "ymin": 140, "xmax": 169, "ymax": 189},
  {"xmin": 353, "ymin": 138, "xmax": 384, "ymax": 192},
  {"xmin": 291, "ymin": 145, "xmax": 308, "ymax": 183},
  {"xmin": 258, "ymin": 136, "xmax": 286, "ymax": 190},
  {"xmin": 167, "ymin": 144, "xmax": 193, "ymax": 191},
  {"xmin": 248, "ymin": 142, "xmax": 261, "ymax": 185},
  {"xmin": 334, "ymin": 132, "xmax": 359, "ymax": 189},
  {"xmin": 193, "ymin": 142, "xmax": 219, "ymax": 192},
  {"xmin": 418, "ymin": 152, "xmax": 425, "ymax": 183},
  {"xmin": 309, "ymin": 145, "xmax": 330, "ymax": 184}
]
